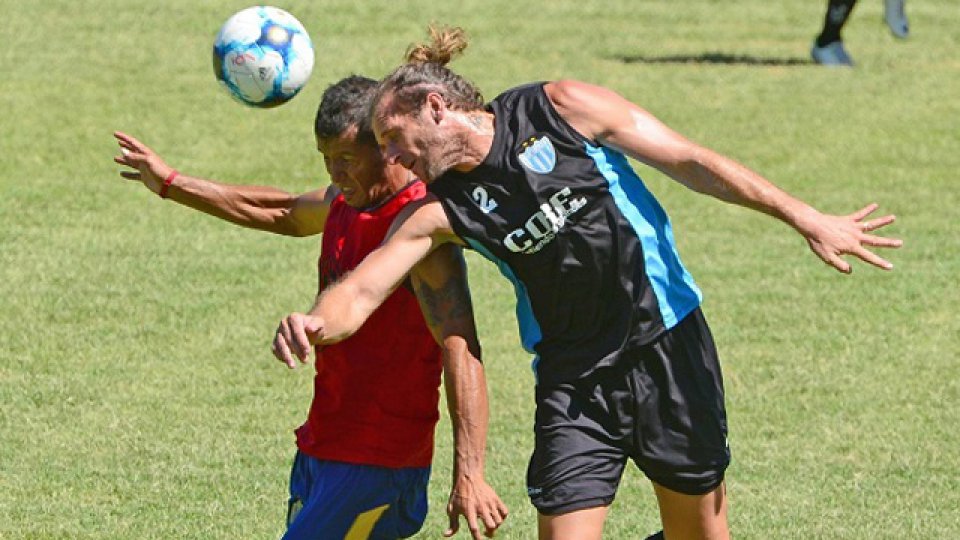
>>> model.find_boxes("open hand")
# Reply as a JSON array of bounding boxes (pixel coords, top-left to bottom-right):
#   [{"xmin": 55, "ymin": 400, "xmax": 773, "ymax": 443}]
[
  {"xmin": 113, "ymin": 131, "xmax": 175, "ymax": 195},
  {"xmin": 797, "ymin": 203, "xmax": 902, "ymax": 273}
]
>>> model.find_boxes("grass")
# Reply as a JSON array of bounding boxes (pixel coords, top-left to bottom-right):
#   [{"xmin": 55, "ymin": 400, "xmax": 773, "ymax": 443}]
[{"xmin": 1, "ymin": 0, "xmax": 958, "ymax": 538}]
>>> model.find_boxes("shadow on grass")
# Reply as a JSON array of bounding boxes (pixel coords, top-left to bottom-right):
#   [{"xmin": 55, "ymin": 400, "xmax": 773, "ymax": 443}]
[{"xmin": 615, "ymin": 52, "xmax": 811, "ymax": 66}]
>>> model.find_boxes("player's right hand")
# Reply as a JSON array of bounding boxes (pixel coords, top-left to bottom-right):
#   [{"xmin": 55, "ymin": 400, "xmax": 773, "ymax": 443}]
[
  {"xmin": 113, "ymin": 131, "xmax": 174, "ymax": 195},
  {"xmin": 272, "ymin": 312, "xmax": 324, "ymax": 368}
]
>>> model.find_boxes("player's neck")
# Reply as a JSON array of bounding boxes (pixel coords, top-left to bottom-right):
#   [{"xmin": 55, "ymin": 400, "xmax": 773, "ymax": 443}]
[{"xmin": 451, "ymin": 111, "xmax": 495, "ymax": 173}]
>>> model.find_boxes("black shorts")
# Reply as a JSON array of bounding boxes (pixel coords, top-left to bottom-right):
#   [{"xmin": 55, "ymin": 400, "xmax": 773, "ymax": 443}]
[{"xmin": 526, "ymin": 308, "xmax": 730, "ymax": 515}]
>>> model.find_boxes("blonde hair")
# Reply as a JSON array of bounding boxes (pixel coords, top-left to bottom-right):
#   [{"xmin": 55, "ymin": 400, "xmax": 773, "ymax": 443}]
[
  {"xmin": 371, "ymin": 24, "xmax": 484, "ymax": 120},
  {"xmin": 405, "ymin": 25, "xmax": 468, "ymax": 65}
]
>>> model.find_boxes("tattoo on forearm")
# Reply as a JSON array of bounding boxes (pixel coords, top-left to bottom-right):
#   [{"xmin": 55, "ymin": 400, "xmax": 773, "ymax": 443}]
[{"xmin": 413, "ymin": 275, "xmax": 472, "ymax": 335}]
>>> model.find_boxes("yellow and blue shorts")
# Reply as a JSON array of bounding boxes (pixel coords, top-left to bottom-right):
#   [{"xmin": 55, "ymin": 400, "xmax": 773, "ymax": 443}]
[{"xmin": 283, "ymin": 452, "xmax": 430, "ymax": 540}]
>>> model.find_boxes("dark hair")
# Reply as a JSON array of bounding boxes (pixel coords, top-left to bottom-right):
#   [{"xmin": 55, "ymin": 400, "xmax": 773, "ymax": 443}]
[
  {"xmin": 314, "ymin": 75, "xmax": 378, "ymax": 146},
  {"xmin": 372, "ymin": 25, "xmax": 484, "ymax": 119}
]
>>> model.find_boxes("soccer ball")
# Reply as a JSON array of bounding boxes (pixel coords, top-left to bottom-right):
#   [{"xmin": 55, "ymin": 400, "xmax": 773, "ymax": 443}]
[{"xmin": 212, "ymin": 6, "xmax": 314, "ymax": 108}]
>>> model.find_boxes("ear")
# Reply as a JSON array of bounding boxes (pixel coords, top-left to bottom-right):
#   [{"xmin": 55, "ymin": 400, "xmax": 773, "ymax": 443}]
[{"xmin": 425, "ymin": 92, "xmax": 446, "ymax": 125}]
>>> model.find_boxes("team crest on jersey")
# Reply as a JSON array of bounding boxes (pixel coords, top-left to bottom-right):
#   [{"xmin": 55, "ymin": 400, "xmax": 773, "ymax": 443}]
[{"xmin": 517, "ymin": 135, "xmax": 556, "ymax": 174}]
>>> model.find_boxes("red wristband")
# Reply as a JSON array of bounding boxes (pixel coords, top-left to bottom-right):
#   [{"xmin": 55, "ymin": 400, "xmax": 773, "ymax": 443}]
[{"xmin": 159, "ymin": 170, "xmax": 179, "ymax": 199}]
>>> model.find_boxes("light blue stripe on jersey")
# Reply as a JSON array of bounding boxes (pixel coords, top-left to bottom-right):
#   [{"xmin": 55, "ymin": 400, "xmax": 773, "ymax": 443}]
[
  {"xmin": 464, "ymin": 238, "xmax": 543, "ymax": 358},
  {"xmin": 584, "ymin": 142, "xmax": 702, "ymax": 329}
]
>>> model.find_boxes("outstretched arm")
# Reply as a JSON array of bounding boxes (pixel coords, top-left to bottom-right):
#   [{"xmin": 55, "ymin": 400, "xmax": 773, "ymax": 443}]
[
  {"xmin": 113, "ymin": 131, "xmax": 333, "ymax": 236},
  {"xmin": 410, "ymin": 244, "xmax": 508, "ymax": 540},
  {"xmin": 545, "ymin": 80, "xmax": 903, "ymax": 273},
  {"xmin": 272, "ymin": 197, "xmax": 457, "ymax": 365}
]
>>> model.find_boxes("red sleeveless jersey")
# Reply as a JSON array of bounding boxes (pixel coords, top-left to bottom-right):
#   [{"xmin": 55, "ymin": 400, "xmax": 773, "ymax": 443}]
[{"xmin": 295, "ymin": 181, "xmax": 441, "ymax": 468}]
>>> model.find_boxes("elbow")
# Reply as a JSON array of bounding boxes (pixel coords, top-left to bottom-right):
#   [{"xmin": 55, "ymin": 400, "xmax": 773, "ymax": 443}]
[
  {"xmin": 267, "ymin": 213, "xmax": 312, "ymax": 237},
  {"xmin": 282, "ymin": 214, "xmax": 324, "ymax": 237},
  {"xmin": 441, "ymin": 333, "xmax": 483, "ymax": 366}
]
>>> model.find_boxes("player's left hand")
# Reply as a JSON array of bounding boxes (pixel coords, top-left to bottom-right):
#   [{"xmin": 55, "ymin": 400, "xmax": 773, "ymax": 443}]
[
  {"xmin": 445, "ymin": 474, "xmax": 508, "ymax": 539},
  {"xmin": 795, "ymin": 203, "xmax": 903, "ymax": 273}
]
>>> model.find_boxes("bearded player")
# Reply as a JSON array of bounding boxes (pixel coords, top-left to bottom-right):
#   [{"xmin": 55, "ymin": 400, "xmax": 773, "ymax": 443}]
[{"xmin": 274, "ymin": 28, "xmax": 901, "ymax": 540}]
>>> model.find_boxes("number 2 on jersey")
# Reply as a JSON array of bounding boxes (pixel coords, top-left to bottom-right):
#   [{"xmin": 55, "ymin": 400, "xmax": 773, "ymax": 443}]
[{"xmin": 472, "ymin": 186, "xmax": 498, "ymax": 214}]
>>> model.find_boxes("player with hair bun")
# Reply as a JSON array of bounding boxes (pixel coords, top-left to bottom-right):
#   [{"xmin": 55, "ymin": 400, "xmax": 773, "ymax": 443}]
[{"xmin": 275, "ymin": 26, "xmax": 901, "ymax": 540}]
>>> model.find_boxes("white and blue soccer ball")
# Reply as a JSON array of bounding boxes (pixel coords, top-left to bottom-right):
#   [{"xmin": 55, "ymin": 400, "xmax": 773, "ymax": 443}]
[{"xmin": 212, "ymin": 6, "xmax": 314, "ymax": 108}]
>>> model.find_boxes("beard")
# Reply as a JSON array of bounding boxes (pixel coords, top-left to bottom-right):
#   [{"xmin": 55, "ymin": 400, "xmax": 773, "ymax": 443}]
[
  {"xmin": 419, "ymin": 134, "xmax": 462, "ymax": 183},
  {"xmin": 424, "ymin": 158, "xmax": 451, "ymax": 183}
]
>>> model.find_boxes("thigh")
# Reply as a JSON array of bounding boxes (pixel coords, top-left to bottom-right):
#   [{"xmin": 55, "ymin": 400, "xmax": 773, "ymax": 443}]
[
  {"xmin": 283, "ymin": 453, "xmax": 430, "ymax": 540},
  {"xmin": 653, "ymin": 481, "xmax": 729, "ymax": 540},
  {"xmin": 372, "ymin": 467, "xmax": 430, "ymax": 539},
  {"xmin": 527, "ymin": 380, "xmax": 630, "ymax": 516},
  {"xmin": 631, "ymin": 309, "xmax": 731, "ymax": 495},
  {"xmin": 537, "ymin": 506, "xmax": 609, "ymax": 540}
]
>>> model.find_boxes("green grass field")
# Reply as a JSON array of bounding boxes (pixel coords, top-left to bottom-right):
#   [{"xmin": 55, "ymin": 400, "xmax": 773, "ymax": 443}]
[{"xmin": 2, "ymin": 0, "xmax": 958, "ymax": 538}]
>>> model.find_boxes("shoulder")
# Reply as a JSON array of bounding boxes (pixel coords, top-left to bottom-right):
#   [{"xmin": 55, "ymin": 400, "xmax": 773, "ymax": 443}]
[
  {"xmin": 390, "ymin": 194, "xmax": 461, "ymax": 245},
  {"xmin": 544, "ymin": 80, "xmax": 632, "ymax": 142},
  {"xmin": 287, "ymin": 186, "xmax": 340, "ymax": 236},
  {"xmin": 545, "ymin": 80, "xmax": 624, "ymax": 114}
]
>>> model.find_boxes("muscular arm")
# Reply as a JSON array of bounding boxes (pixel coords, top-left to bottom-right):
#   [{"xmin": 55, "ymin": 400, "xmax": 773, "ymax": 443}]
[
  {"xmin": 272, "ymin": 196, "xmax": 459, "ymax": 363},
  {"xmin": 114, "ymin": 131, "xmax": 332, "ymax": 236},
  {"xmin": 161, "ymin": 176, "xmax": 332, "ymax": 236},
  {"xmin": 313, "ymin": 197, "xmax": 455, "ymax": 343},
  {"xmin": 546, "ymin": 81, "xmax": 810, "ymax": 220},
  {"xmin": 545, "ymin": 80, "xmax": 902, "ymax": 273},
  {"xmin": 410, "ymin": 245, "xmax": 508, "ymax": 539}
]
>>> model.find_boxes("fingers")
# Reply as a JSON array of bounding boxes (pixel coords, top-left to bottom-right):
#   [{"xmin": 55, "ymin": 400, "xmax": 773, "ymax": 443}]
[
  {"xmin": 819, "ymin": 248, "xmax": 852, "ymax": 274},
  {"xmin": 288, "ymin": 314, "xmax": 314, "ymax": 360},
  {"xmin": 849, "ymin": 203, "xmax": 880, "ymax": 221},
  {"xmin": 852, "ymin": 245, "xmax": 894, "ymax": 270},
  {"xmin": 465, "ymin": 511, "xmax": 482, "ymax": 540},
  {"xmin": 114, "ymin": 131, "xmax": 148, "ymax": 152},
  {"xmin": 446, "ymin": 501, "xmax": 483, "ymax": 540},
  {"xmin": 859, "ymin": 213, "xmax": 896, "ymax": 232},
  {"xmin": 443, "ymin": 505, "xmax": 459, "ymax": 537},
  {"xmin": 480, "ymin": 500, "xmax": 508, "ymax": 538},
  {"xmin": 479, "ymin": 509, "xmax": 499, "ymax": 538},
  {"xmin": 113, "ymin": 131, "xmax": 153, "ymax": 170},
  {"xmin": 114, "ymin": 133, "xmax": 141, "ymax": 156},
  {"xmin": 114, "ymin": 154, "xmax": 142, "ymax": 167},
  {"xmin": 861, "ymin": 233, "xmax": 903, "ymax": 249},
  {"xmin": 272, "ymin": 320, "xmax": 298, "ymax": 368},
  {"xmin": 119, "ymin": 171, "xmax": 142, "ymax": 181},
  {"xmin": 496, "ymin": 499, "xmax": 509, "ymax": 520},
  {"xmin": 806, "ymin": 204, "xmax": 901, "ymax": 273},
  {"xmin": 271, "ymin": 314, "xmax": 321, "ymax": 369},
  {"xmin": 114, "ymin": 144, "xmax": 146, "ymax": 171},
  {"xmin": 494, "ymin": 498, "xmax": 509, "ymax": 525},
  {"xmin": 445, "ymin": 494, "xmax": 508, "ymax": 539}
]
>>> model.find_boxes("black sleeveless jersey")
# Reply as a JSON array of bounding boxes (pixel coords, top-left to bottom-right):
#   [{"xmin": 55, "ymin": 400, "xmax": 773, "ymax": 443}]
[{"xmin": 429, "ymin": 83, "xmax": 702, "ymax": 384}]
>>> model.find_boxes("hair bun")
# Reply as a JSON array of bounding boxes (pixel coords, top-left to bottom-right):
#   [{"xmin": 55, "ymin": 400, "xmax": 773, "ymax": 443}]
[{"xmin": 405, "ymin": 25, "xmax": 468, "ymax": 66}]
